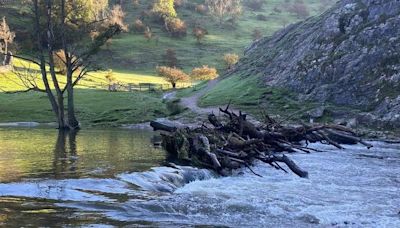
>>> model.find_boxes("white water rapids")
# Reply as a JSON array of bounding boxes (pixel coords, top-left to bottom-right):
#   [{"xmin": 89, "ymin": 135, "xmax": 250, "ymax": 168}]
[{"xmin": 0, "ymin": 141, "xmax": 399, "ymax": 227}]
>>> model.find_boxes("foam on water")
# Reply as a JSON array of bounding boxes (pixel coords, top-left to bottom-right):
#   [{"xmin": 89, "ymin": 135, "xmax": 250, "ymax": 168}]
[{"xmin": 1, "ymin": 142, "xmax": 399, "ymax": 227}]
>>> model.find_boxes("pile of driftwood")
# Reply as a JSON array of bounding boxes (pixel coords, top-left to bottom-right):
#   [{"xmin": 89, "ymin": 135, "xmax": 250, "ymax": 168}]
[{"xmin": 151, "ymin": 105, "xmax": 372, "ymax": 178}]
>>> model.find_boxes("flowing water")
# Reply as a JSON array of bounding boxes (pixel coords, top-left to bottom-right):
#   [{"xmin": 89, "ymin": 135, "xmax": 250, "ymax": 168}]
[{"xmin": 0, "ymin": 128, "xmax": 399, "ymax": 227}]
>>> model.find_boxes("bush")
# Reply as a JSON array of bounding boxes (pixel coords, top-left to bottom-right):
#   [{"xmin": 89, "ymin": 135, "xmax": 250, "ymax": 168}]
[
  {"xmin": 163, "ymin": 49, "xmax": 178, "ymax": 67},
  {"xmin": 252, "ymin": 29, "xmax": 262, "ymax": 41},
  {"xmin": 89, "ymin": 30, "xmax": 99, "ymax": 41},
  {"xmin": 174, "ymin": 0, "xmax": 185, "ymax": 8},
  {"xmin": 256, "ymin": 14, "xmax": 268, "ymax": 21},
  {"xmin": 191, "ymin": 65, "xmax": 218, "ymax": 80},
  {"xmin": 192, "ymin": 26, "xmax": 208, "ymax": 43},
  {"xmin": 133, "ymin": 18, "xmax": 145, "ymax": 32},
  {"xmin": 105, "ymin": 69, "xmax": 117, "ymax": 91},
  {"xmin": 195, "ymin": 4, "xmax": 207, "ymax": 14},
  {"xmin": 165, "ymin": 17, "xmax": 187, "ymax": 38},
  {"xmin": 144, "ymin": 26, "xmax": 153, "ymax": 41},
  {"xmin": 245, "ymin": 0, "xmax": 265, "ymax": 11},
  {"xmin": 152, "ymin": 0, "xmax": 177, "ymax": 19},
  {"xmin": 132, "ymin": 0, "xmax": 140, "ymax": 8},
  {"xmin": 156, "ymin": 66, "xmax": 189, "ymax": 88},
  {"xmin": 288, "ymin": 2, "xmax": 310, "ymax": 19},
  {"xmin": 223, "ymin": 53, "xmax": 239, "ymax": 69}
]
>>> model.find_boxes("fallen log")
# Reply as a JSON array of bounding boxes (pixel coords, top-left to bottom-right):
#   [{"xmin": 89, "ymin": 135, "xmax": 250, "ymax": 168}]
[
  {"xmin": 151, "ymin": 105, "xmax": 372, "ymax": 178},
  {"xmin": 150, "ymin": 121, "xmax": 177, "ymax": 132}
]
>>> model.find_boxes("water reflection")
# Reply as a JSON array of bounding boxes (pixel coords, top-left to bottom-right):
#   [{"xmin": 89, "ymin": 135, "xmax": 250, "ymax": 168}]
[
  {"xmin": 53, "ymin": 130, "xmax": 79, "ymax": 179},
  {"xmin": 0, "ymin": 128, "xmax": 165, "ymax": 182}
]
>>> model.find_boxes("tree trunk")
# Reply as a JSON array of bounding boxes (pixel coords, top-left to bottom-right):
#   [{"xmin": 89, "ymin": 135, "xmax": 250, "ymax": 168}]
[
  {"xmin": 67, "ymin": 70, "xmax": 79, "ymax": 129},
  {"xmin": 172, "ymin": 82, "xmax": 176, "ymax": 89},
  {"xmin": 2, "ymin": 42, "xmax": 7, "ymax": 65},
  {"xmin": 33, "ymin": 0, "xmax": 66, "ymax": 129}
]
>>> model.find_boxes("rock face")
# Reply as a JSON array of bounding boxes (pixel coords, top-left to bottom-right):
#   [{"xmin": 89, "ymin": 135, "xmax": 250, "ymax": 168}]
[{"xmin": 237, "ymin": 0, "xmax": 400, "ymax": 128}]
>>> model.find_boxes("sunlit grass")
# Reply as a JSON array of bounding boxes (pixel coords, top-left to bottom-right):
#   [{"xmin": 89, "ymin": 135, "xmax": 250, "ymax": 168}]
[{"xmin": 0, "ymin": 58, "xmax": 192, "ymax": 92}]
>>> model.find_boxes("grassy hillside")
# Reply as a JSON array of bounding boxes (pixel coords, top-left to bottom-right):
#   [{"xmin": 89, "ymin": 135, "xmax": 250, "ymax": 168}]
[
  {"xmin": 98, "ymin": 0, "xmax": 333, "ymax": 73},
  {"xmin": 0, "ymin": 0, "xmax": 334, "ymax": 125}
]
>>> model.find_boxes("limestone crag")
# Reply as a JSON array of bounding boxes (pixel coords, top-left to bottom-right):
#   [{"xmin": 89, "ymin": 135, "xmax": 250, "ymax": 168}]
[{"xmin": 236, "ymin": 0, "xmax": 400, "ymax": 128}]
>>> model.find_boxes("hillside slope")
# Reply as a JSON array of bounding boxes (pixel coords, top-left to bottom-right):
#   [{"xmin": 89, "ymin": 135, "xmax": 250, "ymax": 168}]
[{"xmin": 213, "ymin": 0, "xmax": 400, "ymax": 129}]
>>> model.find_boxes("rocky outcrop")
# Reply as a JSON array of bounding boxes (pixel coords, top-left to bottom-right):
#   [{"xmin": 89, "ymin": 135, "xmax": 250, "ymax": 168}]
[{"xmin": 236, "ymin": 0, "xmax": 400, "ymax": 129}]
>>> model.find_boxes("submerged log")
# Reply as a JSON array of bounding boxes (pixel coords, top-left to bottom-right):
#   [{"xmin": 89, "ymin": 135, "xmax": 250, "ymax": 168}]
[{"xmin": 151, "ymin": 105, "xmax": 372, "ymax": 178}]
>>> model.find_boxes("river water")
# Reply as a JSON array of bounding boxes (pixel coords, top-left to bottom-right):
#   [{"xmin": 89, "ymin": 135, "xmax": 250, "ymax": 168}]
[{"xmin": 0, "ymin": 128, "xmax": 399, "ymax": 227}]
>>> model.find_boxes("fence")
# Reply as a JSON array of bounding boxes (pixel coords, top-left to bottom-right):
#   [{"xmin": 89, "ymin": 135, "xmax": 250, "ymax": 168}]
[{"xmin": 104, "ymin": 82, "xmax": 193, "ymax": 92}]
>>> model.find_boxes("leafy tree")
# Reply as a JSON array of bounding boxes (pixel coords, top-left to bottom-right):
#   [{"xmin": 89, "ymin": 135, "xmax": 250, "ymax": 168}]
[
  {"xmin": 223, "ymin": 53, "xmax": 239, "ymax": 69},
  {"xmin": 191, "ymin": 65, "xmax": 218, "ymax": 80},
  {"xmin": 133, "ymin": 18, "xmax": 145, "ymax": 32},
  {"xmin": 152, "ymin": 0, "xmax": 177, "ymax": 19},
  {"xmin": 6, "ymin": 0, "xmax": 125, "ymax": 130},
  {"xmin": 156, "ymin": 66, "xmax": 189, "ymax": 88},
  {"xmin": 0, "ymin": 17, "xmax": 15, "ymax": 64},
  {"xmin": 193, "ymin": 27, "xmax": 207, "ymax": 43},
  {"xmin": 107, "ymin": 4, "xmax": 129, "ymax": 31},
  {"xmin": 164, "ymin": 17, "xmax": 187, "ymax": 38},
  {"xmin": 205, "ymin": 0, "xmax": 242, "ymax": 25}
]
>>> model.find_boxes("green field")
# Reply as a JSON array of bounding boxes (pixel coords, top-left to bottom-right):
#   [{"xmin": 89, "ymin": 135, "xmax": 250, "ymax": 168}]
[
  {"xmin": 0, "ymin": 89, "xmax": 168, "ymax": 127},
  {"xmin": 0, "ymin": 0, "xmax": 333, "ymax": 126}
]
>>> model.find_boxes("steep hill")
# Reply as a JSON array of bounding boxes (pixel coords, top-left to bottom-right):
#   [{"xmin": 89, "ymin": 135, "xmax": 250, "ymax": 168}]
[{"xmin": 205, "ymin": 0, "xmax": 400, "ymax": 129}]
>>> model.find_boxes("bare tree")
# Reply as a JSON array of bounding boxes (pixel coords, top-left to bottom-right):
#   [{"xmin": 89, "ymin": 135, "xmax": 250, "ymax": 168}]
[
  {"xmin": 205, "ymin": 0, "xmax": 242, "ymax": 25},
  {"xmin": 0, "ymin": 17, "xmax": 15, "ymax": 65},
  {"xmin": 3, "ymin": 0, "xmax": 125, "ymax": 130}
]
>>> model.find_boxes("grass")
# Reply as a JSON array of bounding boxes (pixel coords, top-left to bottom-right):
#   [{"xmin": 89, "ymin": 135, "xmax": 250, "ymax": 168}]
[
  {"xmin": 0, "ymin": 89, "xmax": 168, "ymax": 127},
  {"xmin": 199, "ymin": 73, "xmax": 316, "ymax": 120},
  {"xmin": 93, "ymin": 0, "xmax": 334, "ymax": 73},
  {"xmin": 0, "ymin": 1, "xmax": 334, "ymax": 126}
]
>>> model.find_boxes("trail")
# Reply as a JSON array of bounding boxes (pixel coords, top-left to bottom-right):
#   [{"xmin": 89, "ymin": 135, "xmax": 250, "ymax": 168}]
[{"xmin": 179, "ymin": 79, "xmax": 221, "ymax": 115}]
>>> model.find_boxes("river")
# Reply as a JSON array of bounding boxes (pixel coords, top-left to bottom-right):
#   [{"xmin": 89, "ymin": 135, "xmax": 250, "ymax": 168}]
[{"xmin": 0, "ymin": 128, "xmax": 399, "ymax": 227}]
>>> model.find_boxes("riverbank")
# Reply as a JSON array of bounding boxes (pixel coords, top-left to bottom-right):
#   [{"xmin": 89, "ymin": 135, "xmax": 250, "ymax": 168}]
[{"xmin": 0, "ymin": 89, "xmax": 169, "ymax": 127}]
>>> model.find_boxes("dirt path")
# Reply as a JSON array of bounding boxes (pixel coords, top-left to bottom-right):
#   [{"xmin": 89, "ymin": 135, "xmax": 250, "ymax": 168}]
[{"xmin": 179, "ymin": 79, "xmax": 222, "ymax": 115}]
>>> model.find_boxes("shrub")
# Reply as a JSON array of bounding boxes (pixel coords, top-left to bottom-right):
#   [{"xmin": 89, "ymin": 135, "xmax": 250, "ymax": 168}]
[
  {"xmin": 191, "ymin": 65, "xmax": 218, "ymax": 80},
  {"xmin": 245, "ymin": 0, "xmax": 265, "ymax": 11},
  {"xmin": 174, "ymin": 0, "xmax": 185, "ymax": 8},
  {"xmin": 195, "ymin": 4, "xmax": 207, "ymax": 14},
  {"xmin": 256, "ymin": 14, "xmax": 268, "ymax": 21},
  {"xmin": 223, "ymin": 53, "xmax": 239, "ymax": 69},
  {"xmin": 163, "ymin": 48, "xmax": 178, "ymax": 67},
  {"xmin": 105, "ymin": 69, "xmax": 117, "ymax": 91},
  {"xmin": 144, "ymin": 26, "xmax": 153, "ymax": 41},
  {"xmin": 152, "ymin": 0, "xmax": 177, "ymax": 19},
  {"xmin": 108, "ymin": 4, "xmax": 129, "ymax": 32},
  {"xmin": 157, "ymin": 66, "xmax": 189, "ymax": 88},
  {"xmin": 132, "ymin": 0, "xmax": 140, "ymax": 8},
  {"xmin": 89, "ymin": 30, "xmax": 99, "ymax": 41},
  {"xmin": 205, "ymin": 0, "xmax": 242, "ymax": 25},
  {"xmin": 133, "ymin": 18, "xmax": 145, "ymax": 32},
  {"xmin": 192, "ymin": 26, "xmax": 208, "ymax": 43},
  {"xmin": 288, "ymin": 2, "xmax": 310, "ymax": 19},
  {"xmin": 165, "ymin": 17, "xmax": 187, "ymax": 38},
  {"xmin": 273, "ymin": 7, "xmax": 282, "ymax": 13},
  {"xmin": 252, "ymin": 29, "xmax": 262, "ymax": 41}
]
